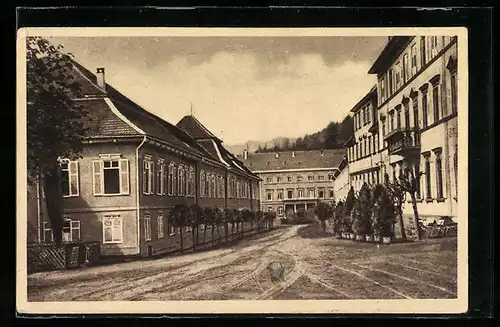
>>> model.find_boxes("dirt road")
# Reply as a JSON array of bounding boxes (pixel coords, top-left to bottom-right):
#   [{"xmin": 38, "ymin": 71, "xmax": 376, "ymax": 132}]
[{"xmin": 28, "ymin": 224, "xmax": 457, "ymax": 301}]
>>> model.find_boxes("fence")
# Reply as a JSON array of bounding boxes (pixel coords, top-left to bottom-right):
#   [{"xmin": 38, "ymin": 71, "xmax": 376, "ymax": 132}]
[{"xmin": 27, "ymin": 241, "xmax": 100, "ymax": 274}]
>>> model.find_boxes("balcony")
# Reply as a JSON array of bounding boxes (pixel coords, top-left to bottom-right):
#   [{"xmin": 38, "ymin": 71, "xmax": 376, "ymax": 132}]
[{"xmin": 385, "ymin": 128, "xmax": 421, "ymax": 156}]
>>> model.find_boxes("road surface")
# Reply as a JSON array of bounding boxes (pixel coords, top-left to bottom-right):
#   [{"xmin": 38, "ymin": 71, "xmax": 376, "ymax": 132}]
[{"xmin": 28, "ymin": 224, "xmax": 457, "ymax": 301}]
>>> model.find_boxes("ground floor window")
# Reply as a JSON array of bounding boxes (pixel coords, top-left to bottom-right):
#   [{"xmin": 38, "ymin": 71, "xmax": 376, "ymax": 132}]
[
  {"xmin": 144, "ymin": 214, "xmax": 151, "ymax": 241},
  {"xmin": 62, "ymin": 218, "xmax": 80, "ymax": 242},
  {"xmin": 157, "ymin": 213, "xmax": 164, "ymax": 239},
  {"xmin": 169, "ymin": 225, "xmax": 176, "ymax": 236},
  {"xmin": 103, "ymin": 215, "xmax": 123, "ymax": 244},
  {"xmin": 43, "ymin": 222, "xmax": 53, "ymax": 243},
  {"xmin": 268, "ymin": 207, "xmax": 273, "ymax": 212},
  {"xmin": 277, "ymin": 206, "xmax": 284, "ymax": 216}
]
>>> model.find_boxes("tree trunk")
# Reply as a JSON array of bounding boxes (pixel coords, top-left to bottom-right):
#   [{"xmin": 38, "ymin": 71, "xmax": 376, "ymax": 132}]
[
  {"xmin": 211, "ymin": 224, "xmax": 215, "ymax": 245},
  {"xmin": 192, "ymin": 227, "xmax": 196, "ymax": 251},
  {"xmin": 203, "ymin": 225, "xmax": 207, "ymax": 245},
  {"xmin": 180, "ymin": 228, "xmax": 184, "ymax": 250},
  {"xmin": 410, "ymin": 193, "xmax": 423, "ymax": 240},
  {"xmin": 43, "ymin": 161, "xmax": 63, "ymax": 247},
  {"xmin": 396, "ymin": 199, "xmax": 407, "ymax": 241}
]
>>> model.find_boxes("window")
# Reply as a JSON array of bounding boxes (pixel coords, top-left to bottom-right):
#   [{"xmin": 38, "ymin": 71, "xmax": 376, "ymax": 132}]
[
  {"xmin": 420, "ymin": 36, "xmax": 427, "ymax": 66},
  {"xmin": 404, "ymin": 102, "xmax": 410, "ymax": 129},
  {"xmin": 266, "ymin": 176, "xmax": 272, "ymax": 183},
  {"xmin": 410, "ymin": 44, "xmax": 418, "ymax": 75},
  {"xmin": 329, "ymin": 188, "xmax": 334, "ymax": 198},
  {"xmin": 435, "ymin": 153, "xmax": 444, "ymax": 199},
  {"xmin": 390, "ymin": 112, "xmax": 395, "ymax": 131},
  {"xmin": 168, "ymin": 164, "xmax": 174, "ymax": 196},
  {"xmin": 415, "ymin": 164, "xmax": 421, "ymax": 199},
  {"xmin": 287, "ymin": 176, "xmax": 292, "ymax": 182},
  {"xmin": 277, "ymin": 206, "xmax": 284, "ymax": 216},
  {"xmin": 396, "ymin": 107, "xmax": 402, "ymax": 130},
  {"xmin": 307, "ymin": 188, "xmax": 315, "ymax": 198},
  {"xmin": 277, "ymin": 176, "xmax": 282, "ymax": 183},
  {"xmin": 144, "ymin": 214, "xmax": 151, "ymax": 241},
  {"xmin": 199, "ymin": 171, "xmax": 205, "ymax": 197},
  {"xmin": 380, "ymin": 76, "xmax": 386, "ymax": 102},
  {"xmin": 395, "ymin": 61, "xmax": 401, "ymax": 89},
  {"xmin": 328, "ymin": 174, "xmax": 334, "ymax": 180},
  {"xmin": 157, "ymin": 213, "xmax": 164, "ymax": 239},
  {"xmin": 382, "ymin": 120, "xmax": 386, "ymax": 137},
  {"xmin": 142, "ymin": 157, "xmax": 154, "ymax": 195},
  {"xmin": 422, "ymin": 91, "xmax": 428, "ymax": 127},
  {"xmin": 177, "ymin": 166, "xmax": 184, "ymax": 196},
  {"xmin": 103, "ymin": 215, "xmax": 123, "ymax": 244},
  {"xmin": 368, "ymin": 136, "xmax": 372, "ymax": 155},
  {"xmin": 318, "ymin": 175, "xmax": 325, "ymax": 181},
  {"xmin": 451, "ymin": 72, "xmax": 457, "ymax": 113},
  {"xmin": 432, "ymin": 84, "xmax": 440, "ymax": 122},
  {"xmin": 268, "ymin": 207, "xmax": 273, "ymax": 212},
  {"xmin": 403, "ymin": 54, "xmax": 409, "ymax": 82},
  {"xmin": 62, "ymin": 218, "xmax": 80, "ymax": 242},
  {"xmin": 297, "ymin": 188, "xmax": 304, "ymax": 198},
  {"xmin": 308, "ymin": 175, "xmax": 314, "ymax": 181},
  {"xmin": 60, "ymin": 160, "xmax": 79, "ymax": 197},
  {"xmin": 412, "ymin": 97, "xmax": 419, "ymax": 128},
  {"xmin": 172, "ymin": 165, "xmax": 177, "ymax": 196},
  {"xmin": 287, "ymin": 189, "xmax": 294, "ymax": 199},
  {"xmin": 156, "ymin": 159, "xmax": 166, "ymax": 195},
  {"xmin": 43, "ymin": 222, "xmax": 53, "ymax": 243},
  {"xmin": 431, "ymin": 36, "xmax": 439, "ymax": 57},
  {"xmin": 388, "ymin": 69, "xmax": 394, "ymax": 95},
  {"xmin": 318, "ymin": 189, "xmax": 325, "ymax": 199},
  {"xmin": 168, "ymin": 223, "xmax": 176, "ymax": 236},
  {"xmin": 425, "ymin": 157, "xmax": 432, "ymax": 199},
  {"xmin": 93, "ymin": 157, "xmax": 129, "ymax": 196},
  {"xmin": 267, "ymin": 190, "xmax": 273, "ymax": 201},
  {"xmin": 277, "ymin": 189, "xmax": 283, "ymax": 200}
]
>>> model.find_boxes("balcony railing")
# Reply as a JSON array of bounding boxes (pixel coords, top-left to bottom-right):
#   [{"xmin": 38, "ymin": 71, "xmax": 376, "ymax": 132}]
[{"xmin": 386, "ymin": 129, "xmax": 421, "ymax": 156}]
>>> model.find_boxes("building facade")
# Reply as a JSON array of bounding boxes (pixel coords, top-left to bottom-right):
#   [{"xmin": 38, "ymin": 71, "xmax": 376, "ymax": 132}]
[
  {"xmin": 27, "ymin": 59, "xmax": 261, "ymax": 257},
  {"xmin": 332, "ymin": 157, "xmax": 350, "ymax": 202},
  {"xmin": 345, "ymin": 35, "xmax": 459, "ymax": 224},
  {"xmin": 240, "ymin": 149, "xmax": 345, "ymax": 219}
]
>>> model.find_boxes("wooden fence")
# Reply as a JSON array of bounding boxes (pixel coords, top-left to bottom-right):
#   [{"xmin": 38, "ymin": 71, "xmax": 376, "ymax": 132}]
[{"xmin": 27, "ymin": 241, "xmax": 100, "ymax": 274}]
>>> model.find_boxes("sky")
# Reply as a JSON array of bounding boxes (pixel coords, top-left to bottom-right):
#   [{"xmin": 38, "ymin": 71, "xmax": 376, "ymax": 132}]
[{"xmin": 50, "ymin": 36, "xmax": 388, "ymax": 145}]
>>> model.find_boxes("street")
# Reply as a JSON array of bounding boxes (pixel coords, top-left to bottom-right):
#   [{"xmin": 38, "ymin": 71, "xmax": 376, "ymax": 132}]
[{"xmin": 28, "ymin": 224, "xmax": 457, "ymax": 301}]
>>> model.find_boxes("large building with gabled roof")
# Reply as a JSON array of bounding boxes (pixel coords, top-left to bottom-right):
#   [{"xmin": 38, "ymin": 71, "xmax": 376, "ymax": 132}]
[
  {"xmin": 28, "ymin": 58, "xmax": 261, "ymax": 257},
  {"xmin": 238, "ymin": 149, "xmax": 346, "ymax": 219}
]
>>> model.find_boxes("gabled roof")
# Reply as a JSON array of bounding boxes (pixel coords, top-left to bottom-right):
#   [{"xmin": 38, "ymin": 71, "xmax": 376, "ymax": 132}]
[
  {"xmin": 176, "ymin": 115, "xmax": 222, "ymax": 142},
  {"xmin": 368, "ymin": 36, "xmax": 414, "ymax": 75},
  {"xmin": 242, "ymin": 149, "xmax": 346, "ymax": 172}
]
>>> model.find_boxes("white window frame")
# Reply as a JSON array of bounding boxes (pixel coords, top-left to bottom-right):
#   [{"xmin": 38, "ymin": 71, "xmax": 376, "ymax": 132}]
[
  {"xmin": 93, "ymin": 155, "xmax": 129, "ymax": 196},
  {"xmin": 43, "ymin": 221, "xmax": 54, "ymax": 243},
  {"xmin": 168, "ymin": 163, "xmax": 174, "ymax": 196},
  {"xmin": 62, "ymin": 217, "xmax": 81, "ymax": 242},
  {"xmin": 143, "ymin": 156, "xmax": 154, "ymax": 195},
  {"xmin": 169, "ymin": 224, "xmax": 176, "ymax": 236},
  {"xmin": 102, "ymin": 215, "xmax": 123, "ymax": 244},
  {"xmin": 144, "ymin": 214, "xmax": 152, "ymax": 241},
  {"xmin": 277, "ymin": 206, "xmax": 284, "ymax": 216},
  {"xmin": 157, "ymin": 159, "xmax": 165, "ymax": 195},
  {"xmin": 60, "ymin": 159, "xmax": 79, "ymax": 197},
  {"xmin": 157, "ymin": 212, "xmax": 164, "ymax": 239}
]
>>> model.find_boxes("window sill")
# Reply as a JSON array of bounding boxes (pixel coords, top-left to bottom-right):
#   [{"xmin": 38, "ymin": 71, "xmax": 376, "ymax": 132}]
[
  {"xmin": 416, "ymin": 198, "xmax": 424, "ymax": 203},
  {"xmin": 103, "ymin": 241, "xmax": 123, "ymax": 245},
  {"xmin": 63, "ymin": 195, "xmax": 79, "ymax": 198},
  {"xmin": 95, "ymin": 193, "xmax": 130, "ymax": 197},
  {"xmin": 425, "ymin": 198, "xmax": 434, "ymax": 203},
  {"xmin": 436, "ymin": 197, "xmax": 446, "ymax": 203}
]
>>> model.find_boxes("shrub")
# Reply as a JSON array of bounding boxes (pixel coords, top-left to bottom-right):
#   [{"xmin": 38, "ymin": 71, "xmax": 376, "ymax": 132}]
[
  {"xmin": 350, "ymin": 199, "xmax": 362, "ymax": 235},
  {"xmin": 315, "ymin": 201, "xmax": 333, "ymax": 231},
  {"xmin": 343, "ymin": 187, "xmax": 356, "ymax": 233},
  {"xmin": 332, "ymin": 200, "xmax": 344, "ymax": 234},
  {"xmin": 377, "ymin": 185, "xmax": 396, "ymax": 237},
  {"xmin": 358, "ymin": 183, "xmax": 373, "ymax": 235}
]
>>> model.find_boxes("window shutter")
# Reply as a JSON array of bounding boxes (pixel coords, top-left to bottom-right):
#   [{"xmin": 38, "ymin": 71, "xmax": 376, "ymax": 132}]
[
  {"xmin": 92, "ymin": 160, "xmax": 103, "ymax": 195},
  {"xmin": 142, "ymin": 160, "xmax": 148, "ymax": 194},
  {"xmin": 69, "ymin": 161, "xmax": 79, "ymax": 196},
  {"xmin": 119, "ymin": 159, "xmax": 130, "ymax": 195}
]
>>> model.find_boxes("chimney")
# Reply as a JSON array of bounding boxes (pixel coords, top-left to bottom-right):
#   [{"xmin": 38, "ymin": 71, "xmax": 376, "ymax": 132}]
[
  {"xmin": 243, "ymin": 149, "xmax": 248, "ymax": 160},
  {"xmin": 96, "ymin": 68, "xmax": 106, "ymax": 91}
]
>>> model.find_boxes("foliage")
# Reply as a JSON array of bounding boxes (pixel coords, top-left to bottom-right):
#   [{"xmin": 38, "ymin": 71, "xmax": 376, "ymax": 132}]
[
  {"xmin": 168, "ymin": 204, "xmax": 189, "ymax": 228},
  {"xmin": 255, "ymin": 115, "xmax": 354, "ymax": 153},
  {"xmin": 332, "ymin": 200, "xmax": 344, "ymax": 234},
  {"xmin": 375, "ymin": 184, "xmax": 396, "ymax": 237},
  {"xmin": 314, "ymin": 201, "xmax": 333, "ymax": 231},
  {"xmin": 370, "ymin": 184, "xmax": 386, "ymax": 236},
  {"xmin": 342, "ymin": 187, "xmax": 356, "ymax": 233},
  {"xmin": 188, "ymin": 204, "xmax": 202, "ymax": 227},
  {"xmin": 350, "ymin": 200, "xmax": 362, "ymax": 235},
  {"xmin": 357, "ymin": 183, "xmax": 373, "ymax": 235},
  {"xmin": 27, "ymin": 37, "xmax": 93, "ymax": 245}
]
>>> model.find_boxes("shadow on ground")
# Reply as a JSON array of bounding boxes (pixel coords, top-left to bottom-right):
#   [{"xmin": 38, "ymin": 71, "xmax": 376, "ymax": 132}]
[{"xmin": 296, "ymin": 224, "xmax": 333, "ymax": 239}]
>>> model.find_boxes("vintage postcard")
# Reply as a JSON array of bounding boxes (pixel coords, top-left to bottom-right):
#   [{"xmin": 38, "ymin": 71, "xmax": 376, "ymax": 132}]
[{"xmin": 17, "ymin": 27, "xmax": 468, "ymax": 315}]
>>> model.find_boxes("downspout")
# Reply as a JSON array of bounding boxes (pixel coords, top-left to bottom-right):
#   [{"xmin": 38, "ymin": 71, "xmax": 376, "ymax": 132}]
[
  {"xmin": 136, "ymin": 136, "xmax": 147, "ymax": 255},
  {"xmin": 36, "ymin": 174, "xmax": 41, "ymax": 244}
]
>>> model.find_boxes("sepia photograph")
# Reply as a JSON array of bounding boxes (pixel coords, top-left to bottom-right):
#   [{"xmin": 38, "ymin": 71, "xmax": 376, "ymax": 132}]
[{"xmin": 17, "ymin": 27, "xmax": 468, "ymax": 314}]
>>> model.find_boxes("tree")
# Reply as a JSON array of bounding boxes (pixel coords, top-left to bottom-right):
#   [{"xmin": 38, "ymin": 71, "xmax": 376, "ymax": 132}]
[
  {"xmin": 168, "ymin": 204, "xmax": 188, "ymax": 250},
  {"xmin": 332, "ymin": 201, "xmax": 344, "ymax": 236},
  {"xmin": 27, "ymin": 37, "xmax": 92, "ymax": 246},
  {"xmin": 202, "ymin": 207, "xmax": 215, "ymax": 244},
  {"xmin": 241, "ymin": 209, "xmax": 254, "ymax": 237},
  {"xmin": 324, "ymin": 122, "xmax": 340, "ymax": 148},
  {"xmin": 314, "ymin": 201, "xmax": 333, "ymax": 231},
  {"xmin": 214, "ymin": 207, "xmax": 224, "ymax": 244},
  {"xmin": 358, "ymin": 183, "xmax": 373, "ymax": 236},
  {"xmin": 384, "ymin": 173, "xmax": 407, "ymax": 240},
  {"xmin": 377, "ymin": 185, "xmax": 397, "ymax": 238},
  {"xmin": 255, "ymin": 210, "xmax": 264, "ymax": 231},
  {"xmin": 343, "ymin": 187, "xmax": 356, "ymax": 234},
  {"xmin": 188, "ymin": 204, "xmax": 202, "ymax": 250},
  {"xmin": 398, "ymin": 168, "xmax": 424, "ymax": 240},
  {"xmin": 223, "ymin": 209, "xmax": 233, "ymax": 242},
  {"xmin": 371, "ymin": 184, "xmax": 386, "ymax": 238},
  {"xmin": 339, "ymin": 115, "xmax": 354, "ymax": 145}
]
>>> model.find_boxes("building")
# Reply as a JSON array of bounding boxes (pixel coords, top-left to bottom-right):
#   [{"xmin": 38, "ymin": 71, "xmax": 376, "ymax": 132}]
[
  {"xmin": 332, "ymin": 157, "xmax": 350, "ymax": 202},
  {"xmin": 345, "ymin": 35, "xmax": 459, "ymax": 224},
  {"xmin": 345, "ymin": 85, "xmax": 382, "ymax": 192},
  {"xmin": 240, "ymin": 149, "xmax": 346, "ymax": 219},
  {"xmin": 27, "ymin": 59, "xmax": 261, "ymax": 257}
]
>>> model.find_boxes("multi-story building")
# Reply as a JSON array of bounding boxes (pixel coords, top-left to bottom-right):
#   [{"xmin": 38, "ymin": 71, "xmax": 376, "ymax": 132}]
[
  {"xmin": 345, "ymin": 35, "xmax": 459, "ymax": 224},
  {"xmin": 345, "ymin": 85, "xmax": 382, "ymax": 192},
  {"xmin": 27, "ymin": 59, "xmax": 261, "ymax": 257},
  {"xmin": 332, "ymin": 157, "xmax": 350, "ymax": 202},
  {"xmin": 240, "ymin": 149, "xmax": 346, "ymax": 218}
]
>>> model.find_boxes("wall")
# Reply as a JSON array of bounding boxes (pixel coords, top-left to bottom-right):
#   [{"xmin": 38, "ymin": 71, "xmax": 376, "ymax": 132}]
[{"xmin": 333, "ymin": 167, "xmax": 350, "ymax": 202}]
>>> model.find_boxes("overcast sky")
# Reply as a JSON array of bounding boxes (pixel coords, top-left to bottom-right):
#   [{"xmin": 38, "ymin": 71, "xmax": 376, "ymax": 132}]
[{"xmin": 50, "ymin": 36, "xmax": 388, "ymax": 145}]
